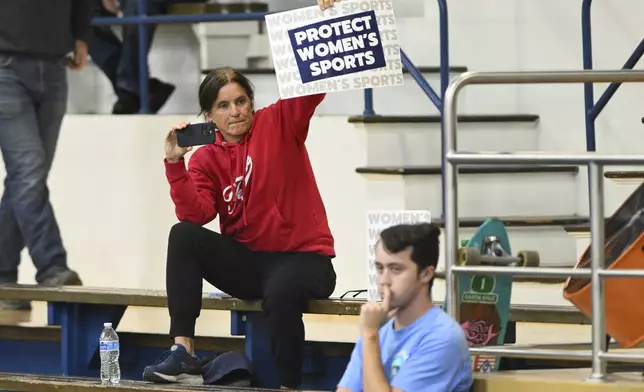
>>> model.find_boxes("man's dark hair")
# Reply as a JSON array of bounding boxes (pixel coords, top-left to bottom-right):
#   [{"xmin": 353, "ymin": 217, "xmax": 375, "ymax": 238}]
[
  {"xmin": 379, "ymin": 223, "xmax": 441, "ymax": 289},
  {"xmin": 198, "ymin": 67, "xmax": 255, "ymax": 116}
]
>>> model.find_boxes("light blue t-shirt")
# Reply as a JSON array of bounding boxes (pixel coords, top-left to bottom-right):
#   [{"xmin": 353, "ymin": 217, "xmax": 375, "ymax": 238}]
[{"xmin": 338, "ymin": 306, "xmax": 473, "ymax": 392}]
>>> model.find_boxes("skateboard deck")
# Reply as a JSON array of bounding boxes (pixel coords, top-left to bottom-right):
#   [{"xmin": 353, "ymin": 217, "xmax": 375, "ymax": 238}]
[
  {"xmin": 447, "ymin": 218, "xmax": 539, "ymax": 373},
  {"xmin": 453, "ymin": 218, "xmax": 511, "ymax": 373},
  {"xmin": 564, "ymin": 181, "xmax": 644, "ymax": 347}
]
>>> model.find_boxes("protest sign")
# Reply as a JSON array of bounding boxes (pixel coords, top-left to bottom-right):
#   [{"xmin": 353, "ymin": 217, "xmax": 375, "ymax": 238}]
[
  {"xmin": 265, "ymin": 0, "xmax": 403, "ymax": 99},
  {"xmin": 366, "ymin": 210, "xmax": 432, "ymax": 302}
]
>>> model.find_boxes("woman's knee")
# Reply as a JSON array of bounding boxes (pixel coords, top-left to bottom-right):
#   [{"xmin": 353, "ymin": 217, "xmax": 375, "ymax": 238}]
[
  {"xmin": 166, "ymin": 221, "xmax": 203, "ymax": 266},
  {"xmin": 168, "ymin": 221, "xmax": 201, "ymax": 244}
]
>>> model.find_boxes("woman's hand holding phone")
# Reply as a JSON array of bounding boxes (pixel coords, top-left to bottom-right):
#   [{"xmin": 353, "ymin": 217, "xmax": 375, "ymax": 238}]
[{"xmin": 165, "ymin": 122, "xmax": 193, "ymax": 163}]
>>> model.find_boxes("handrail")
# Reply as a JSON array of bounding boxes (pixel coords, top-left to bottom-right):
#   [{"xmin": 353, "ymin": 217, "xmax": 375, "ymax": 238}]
[
  {"xmin": 363, "ymin": 0, "xmax": 449, "ymax": 116},
  {"xmin": 91, "ymin": 0, "xmax": 450, "ymax": 119},
  {"xmin": 400, "ymin": 50, "xmax": 442, "ymax": 111},
  {"xmin": 442, "ymin": 69, "xmax": 644, "ymax": 382},
  {"xmin": 582, "ymin": 0, "xmax": 644, "ymax": 152}
]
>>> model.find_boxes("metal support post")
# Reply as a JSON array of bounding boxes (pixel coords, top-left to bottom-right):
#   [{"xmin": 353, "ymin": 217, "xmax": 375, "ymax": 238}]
[
  {"xmin": 442, "ymin": 68, "xmax": 460, "ymax": 320},
  {"xmin": 582, "ymin": 0, "xmax": 595, "ymax": 152},
  {"xmin": 588, "ymin": 162, "xmax": 607, "ymax": 380},
  {"xmin": 137, "ymin": 0, "xmax": 150, "ymax": 114},
  {"xmin": 438, "ymin": 0, "xmax": 449, "ymax": 219}
]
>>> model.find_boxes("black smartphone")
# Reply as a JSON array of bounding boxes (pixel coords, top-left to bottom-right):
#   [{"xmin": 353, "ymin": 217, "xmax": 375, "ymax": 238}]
[{"xmin": 176, "ymin": 122, "xmax": 216, "ymax": 147}]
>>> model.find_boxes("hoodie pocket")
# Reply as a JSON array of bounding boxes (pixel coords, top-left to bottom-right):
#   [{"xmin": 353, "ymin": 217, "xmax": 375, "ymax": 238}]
[{"xmin": 239, "ymin": 200, "xmax": 294, "ymax": 248}]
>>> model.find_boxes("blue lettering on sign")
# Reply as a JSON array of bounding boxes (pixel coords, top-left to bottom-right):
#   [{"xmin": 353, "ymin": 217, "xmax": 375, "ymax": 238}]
[
  {"xmin": 100, "ymin": 341, "xmax": 119, "ymax": 351},
  {"xmin": 288, "ymin": 10, "xmax": 386, "ymax": 83}
]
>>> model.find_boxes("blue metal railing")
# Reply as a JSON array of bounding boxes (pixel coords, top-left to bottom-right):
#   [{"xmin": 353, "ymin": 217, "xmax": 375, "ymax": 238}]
[
  {"xmin": 582, "ymin": 0, "xmax": 644, "ymax": 152},
  {"xmin": 363, "ymin": 0, "xmax": 450, "ymax": 118}
]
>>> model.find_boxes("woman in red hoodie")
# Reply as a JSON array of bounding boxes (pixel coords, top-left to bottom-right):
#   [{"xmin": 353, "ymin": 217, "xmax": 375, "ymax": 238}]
[{"xmin": 142, "ymin": 63, "xmax": 337, "ymax": 386}]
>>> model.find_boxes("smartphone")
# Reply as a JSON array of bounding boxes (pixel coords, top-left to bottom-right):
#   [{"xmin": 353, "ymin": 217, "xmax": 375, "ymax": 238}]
[{"xmin": 176, "ymin": 122, "xmax": 216, "ymax": 147}]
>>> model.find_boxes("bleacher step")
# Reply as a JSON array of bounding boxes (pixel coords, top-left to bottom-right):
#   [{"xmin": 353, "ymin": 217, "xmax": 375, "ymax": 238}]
[
  {"xmin": 356, "ymin": 164, "xmax": 579, "ymax": 218},
  {"xmin": 605, "ymin": 170, "xmax": 644, "ymax": 185},
  {"xmin": 348, "ymin": 114, "xmax": 539, "ymax": 166}
]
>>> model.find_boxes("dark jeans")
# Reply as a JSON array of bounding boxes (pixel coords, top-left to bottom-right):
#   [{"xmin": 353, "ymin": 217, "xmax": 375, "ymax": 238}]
[
  {"xmin": 166, "ymin": 222, "xmax": 337, "ymax": 388},
  {"xmin": 87, "ymin": 0, "xmax": 169, "ymax": 96},
  {"xmin": 0, "ymin": 53, "xmax": 69, "ymax": 284}
]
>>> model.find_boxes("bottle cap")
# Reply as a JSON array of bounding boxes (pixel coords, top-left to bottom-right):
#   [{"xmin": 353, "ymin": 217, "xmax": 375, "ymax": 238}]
[{"xmin": 104, "ymin": 322, "xmax": 112, "ymax": 327}]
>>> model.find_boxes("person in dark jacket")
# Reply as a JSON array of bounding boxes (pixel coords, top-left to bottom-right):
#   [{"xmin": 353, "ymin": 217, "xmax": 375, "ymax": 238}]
[
  {"xmin": 0, "ymin": 0, "xmax": 92, "ymax": 310},
  {"xmin": 87, "ymin": 0, "xmax": 175, "ymax": 114}
]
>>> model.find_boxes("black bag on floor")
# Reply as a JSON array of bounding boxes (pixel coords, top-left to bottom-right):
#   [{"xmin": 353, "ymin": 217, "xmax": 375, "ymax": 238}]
[{"xmin": 201, "ymin": 351, "xmax": 256, "ymax": 387}]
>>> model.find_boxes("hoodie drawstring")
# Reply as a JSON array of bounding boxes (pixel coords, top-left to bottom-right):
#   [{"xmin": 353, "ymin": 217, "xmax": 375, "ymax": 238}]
[
  {"xmin": 240, "ymin": 135, "xmax": 249, "ymax": 226},
  {"xmin": 220, "ymin": 132, "xmax": 250, "ymax": 227}
]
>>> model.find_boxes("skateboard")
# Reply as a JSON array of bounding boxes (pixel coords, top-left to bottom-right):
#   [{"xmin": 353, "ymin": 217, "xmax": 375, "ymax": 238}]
[
  {"xmin": 448, "ymin": 218, "xmax": 540, "ymax": 373},
  {"xmin": 564, "ymin": 181, "xmax": 644, "ymax": 348}
]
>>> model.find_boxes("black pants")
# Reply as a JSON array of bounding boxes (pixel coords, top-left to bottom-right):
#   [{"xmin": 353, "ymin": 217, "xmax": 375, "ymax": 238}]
[{"xmin": 166, "ymin": 221, "xmax": 337, "ymax": 388}]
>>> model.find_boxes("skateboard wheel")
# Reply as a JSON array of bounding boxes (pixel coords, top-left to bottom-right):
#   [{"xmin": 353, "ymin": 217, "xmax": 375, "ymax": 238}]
[
  {"xmin": 517, "ymin": 250, "xmax": 540, "ymax": 267},
  {"xmin": 458, "ymin": 247, "xmax": 482, "ymax": 266}
]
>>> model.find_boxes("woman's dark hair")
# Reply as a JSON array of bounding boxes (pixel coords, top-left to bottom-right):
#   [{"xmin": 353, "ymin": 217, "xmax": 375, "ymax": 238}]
[{"xmin": 198, "ymin": 67, "xmax": 255, "ymax": 116}]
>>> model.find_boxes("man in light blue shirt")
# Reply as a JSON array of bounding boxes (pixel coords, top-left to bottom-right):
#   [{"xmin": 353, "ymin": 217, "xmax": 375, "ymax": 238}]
[{"xmin": 337, "ymin": 223, "xmax": 473, "ymax": 392}]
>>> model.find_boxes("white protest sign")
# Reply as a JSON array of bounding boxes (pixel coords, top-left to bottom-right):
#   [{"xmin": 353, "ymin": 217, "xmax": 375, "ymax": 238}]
[
  {"xmin": 265, "ymin": 0, "xmax": 403, "ymax": 99},
  {"xmin": 366, "ymin": 210, "xmax": 432, "ymax": 302}
]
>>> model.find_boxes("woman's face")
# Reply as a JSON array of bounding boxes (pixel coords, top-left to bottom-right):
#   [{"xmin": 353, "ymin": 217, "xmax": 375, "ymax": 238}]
[{"xmin": 207, "ymin": 82, "xmax": 254, "ymax": 143}]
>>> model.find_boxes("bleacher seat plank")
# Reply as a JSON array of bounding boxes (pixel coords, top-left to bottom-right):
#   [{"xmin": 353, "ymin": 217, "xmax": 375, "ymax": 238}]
[
  {"xmin": 472, "ymin": 368, "xmax": 644, "ymax": 392},
  {"xmin": 0, "ymin": 324, "xmax": 354, "ymax": 357},
  {"xmin": 604, "ymin": 170, "xmax": 644, "ymax": 180},
  {"xmin": 0, "ymin": 325, "xmax": 59, "ymax": 342},
  {"xmin": 0, "ymin": 285, "xmax": 362, "ymax": 315},
  {"xmin": 168, "ymin": 2, "xmax": 268, "ymax": 15},
  {"xmin": 0, "ymin": 372, "xmax": 295, "ymax": 392},
  {"xmin": 0, "ymin": 285, "xmax": 588, "ymax": 324}
]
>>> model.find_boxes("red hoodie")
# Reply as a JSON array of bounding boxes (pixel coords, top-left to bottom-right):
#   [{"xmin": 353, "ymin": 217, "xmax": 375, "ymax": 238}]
[{"xmin": 164, "ymin": 93, "xmax": 335, "ymax": 257}]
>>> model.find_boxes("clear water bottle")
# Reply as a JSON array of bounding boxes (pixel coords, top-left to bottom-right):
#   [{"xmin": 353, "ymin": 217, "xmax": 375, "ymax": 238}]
[{"xmin": 99, "ymin": 322, "xmax": 121, "ymax": 385}]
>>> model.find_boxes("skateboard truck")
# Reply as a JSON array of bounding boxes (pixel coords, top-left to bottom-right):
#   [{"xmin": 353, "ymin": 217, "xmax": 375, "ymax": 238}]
[
  {"xmin": 458, "ymin": 236, "xmax": 540, "ymax": 267},
  {"xmin": 483, "ymin": 236, "xmax": 508, "ymax": 257}
]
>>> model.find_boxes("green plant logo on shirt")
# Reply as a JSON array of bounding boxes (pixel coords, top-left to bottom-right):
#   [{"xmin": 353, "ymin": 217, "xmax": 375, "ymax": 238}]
[{"xmin": 390, "ymin": 350, "xmax": 409, "ymax": 379}]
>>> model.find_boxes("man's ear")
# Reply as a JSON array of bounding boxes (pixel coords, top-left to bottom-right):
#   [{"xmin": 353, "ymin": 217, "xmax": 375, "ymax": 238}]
[{"xmin": 420, "ymin": 265, "xmax": 435, "ymax": 284}]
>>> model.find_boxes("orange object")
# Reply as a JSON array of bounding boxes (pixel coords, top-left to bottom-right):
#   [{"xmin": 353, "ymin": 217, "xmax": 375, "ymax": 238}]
[{"xmin": 564, "ymin": 232, "xmax": 644, "ymax": 348}]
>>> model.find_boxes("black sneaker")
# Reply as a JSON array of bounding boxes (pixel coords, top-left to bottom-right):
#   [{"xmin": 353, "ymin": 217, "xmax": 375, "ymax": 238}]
[
  {"xmin": 112, "ymin": 89, "xmax": 140, "ymax": 115},
  {"xmin": 148, "ymin": 78, "xmax": 175, "ymax": 114},
  {"xmin": 41, "ymin": 269, "xmax": 82, "ymax": 287},
  {"xmin": 143, "ymin": 344, "xmax": 202, "ymax": 383}
]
